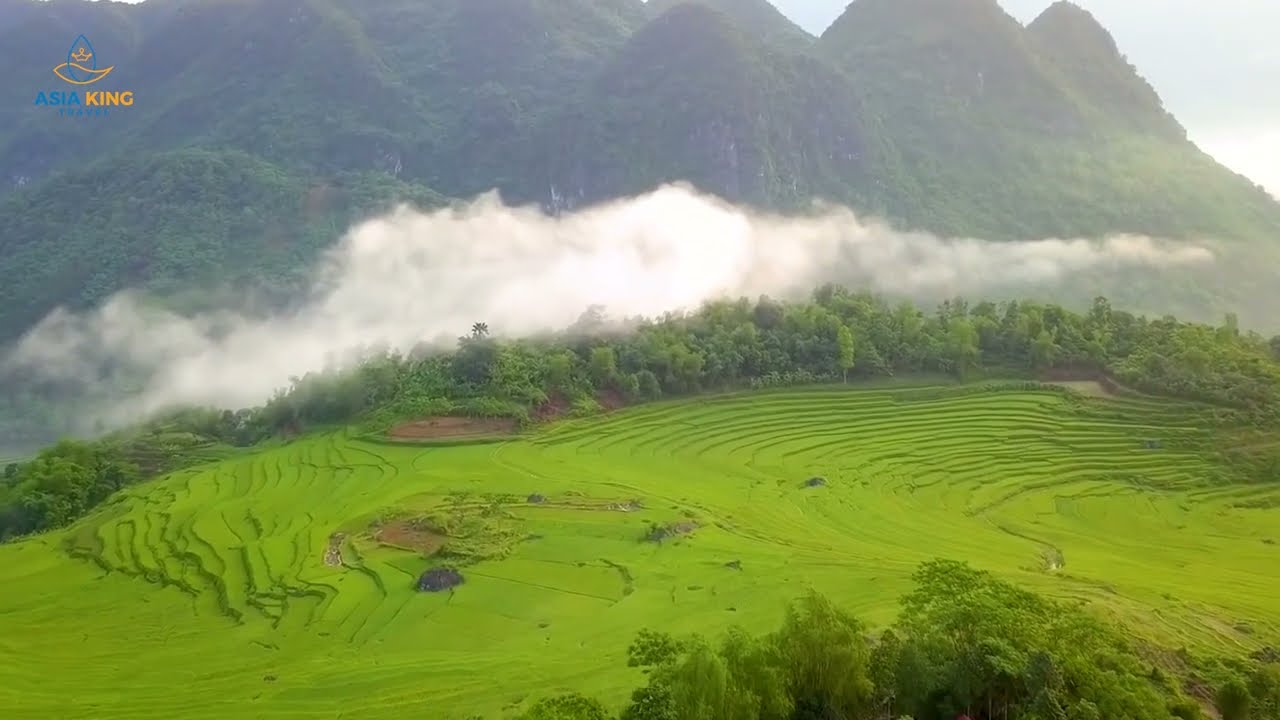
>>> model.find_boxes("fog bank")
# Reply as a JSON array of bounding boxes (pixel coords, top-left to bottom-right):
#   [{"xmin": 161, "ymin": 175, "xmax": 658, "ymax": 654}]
[{"xmin": 3, "ymin": 184, "xmax": 1214, "ymax": 429}]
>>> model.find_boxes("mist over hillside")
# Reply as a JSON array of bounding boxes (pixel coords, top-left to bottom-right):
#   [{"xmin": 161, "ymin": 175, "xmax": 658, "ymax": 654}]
[
  {"xmin": 2, "ymin": 0, "xmax": 1280, "ymax": 452},
  {"xmin": 0, "ymin": 185, "xmax": 1219, "ymax": 445}
]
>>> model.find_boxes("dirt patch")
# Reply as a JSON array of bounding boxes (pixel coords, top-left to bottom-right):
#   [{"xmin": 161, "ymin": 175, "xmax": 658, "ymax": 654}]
[
  {"xmin": 597, "ymin": 389, "xmax": 626, "ymax": 412},
  {"xmin": 1037, "ymin": 368, "xmax": 1133, "ymax": 397},
  {"xmin": 373, "ymin": 520, "xmax": 447, "ymax": 556},
  {"xmin": 1049, "ymin": 380, "xmax": 1113, "ymax": 398},
  {"xmin": 417, "ymin": 567, "xmax": 464, "ymax": 592},
  {"xmin": 323, "ymin": 533, "xmax": 345, "ymax": 567},
  {"xmin": 387, "ymin": 416, "xmax": 517, "ymax": 442},
  {"xmin": 535, "ymin": 394, "xmax": 571, "ymax": 422}
]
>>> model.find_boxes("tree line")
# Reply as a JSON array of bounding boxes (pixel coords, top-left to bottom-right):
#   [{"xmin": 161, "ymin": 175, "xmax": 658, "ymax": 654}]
[
  {"xmin": 3, "ymin": 286, "xmax": 1279, "ymax": 539},
  {"xmin": 509, "ymin": 561, "xmax": 1280, "ymax": 720}
]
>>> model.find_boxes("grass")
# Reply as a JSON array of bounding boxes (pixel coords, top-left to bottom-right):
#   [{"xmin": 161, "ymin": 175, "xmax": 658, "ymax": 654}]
[{"xmin": 0, "ymin": 382, "xmax": 1277, "ymax": 719}]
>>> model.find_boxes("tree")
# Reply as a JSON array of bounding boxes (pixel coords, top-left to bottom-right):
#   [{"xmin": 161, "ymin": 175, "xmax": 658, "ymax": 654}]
[
  {"xmin": 946, "ymin": 318, "xmax": 981, "ymax": 380},
  {"xmin": 517, "ymin": 694, "xmax": 612, "ymax": 720},
  {"xmin": 836, "ymin": 324, "xmax": 856, "ymax": 382},
  {"xmin": 1248, "ymin": 665, "xmax": 1280, "ymax": 719},
  {"xmin": 471, "ymin": 322, "xmax": 490, "ymax": 339},
  {"xmin": 1269, "ymin": 335, "xmax": 1280, "ymax": 361},
  {"xmin": 1215, "ymin": 678, "xmax": 1251, "ymax": 720},
  {"xmin": 1030, "ymin": 329, "xmax": 1059, "ymax": 371},
  {"xmin": 590, "ymin": 346, "xmax": 619, "ymax": 387},
  {"xmin": 773, "ymin": 592, "xmax": 874, "ymax": 719}
]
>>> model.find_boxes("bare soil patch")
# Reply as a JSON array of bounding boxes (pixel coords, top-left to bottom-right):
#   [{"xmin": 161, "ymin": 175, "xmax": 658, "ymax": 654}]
[
  {"xmin": 373, "ymin": 520, "xmax": 447, "ymax": 555},
  {"xmin": 534, "ymin": 394, "xmax": 571, "ymax": 422},
  {"xmin": 597, "ymin": 389, "xmax": 626, "ymax": 412},
  {"xmin": 1037, "ymin": 368, "xmax": 1135, "ymax": 397},
  {"xmin": 387, "ymin": 416, "xmax": 517, "ymax": 442}
]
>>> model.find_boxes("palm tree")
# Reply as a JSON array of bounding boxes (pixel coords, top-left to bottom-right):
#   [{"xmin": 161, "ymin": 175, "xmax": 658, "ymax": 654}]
[{"xmin": 470, "ymin": 322, "xmax": 490, "ymax": 339}]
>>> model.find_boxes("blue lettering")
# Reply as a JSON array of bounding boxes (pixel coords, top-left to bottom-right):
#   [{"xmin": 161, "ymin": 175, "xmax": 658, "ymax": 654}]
[{"xmin": 36, "ymin": 91, "xmax": 84, "ymax": 106}]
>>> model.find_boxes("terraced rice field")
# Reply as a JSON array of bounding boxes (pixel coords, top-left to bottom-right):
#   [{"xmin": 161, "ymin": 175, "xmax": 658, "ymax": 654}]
[{"xmin": 1, "ymin": 383, "xmax": 1278, "ymax": 719}]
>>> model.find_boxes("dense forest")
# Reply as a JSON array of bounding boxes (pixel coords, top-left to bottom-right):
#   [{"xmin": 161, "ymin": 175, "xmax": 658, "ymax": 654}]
[
  {"xmin": 5, "ymin": 286, "xmax": 1278, "ymax": 540},
  {"xmin": 508, "ymin": 561, "xmax": 1280, "ymax": 720},
  {"xmin": 2, "ymin": 0, "xmax": 1280, "ymax": 345}
]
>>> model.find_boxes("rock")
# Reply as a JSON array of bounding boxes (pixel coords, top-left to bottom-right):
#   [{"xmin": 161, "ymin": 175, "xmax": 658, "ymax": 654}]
[
  {"xmin": 417, "ymin": 567, "xmax": 464, "ymax": 592},
  {"xmin": 527, "ymin": 493, "xmax": 546, "ymax": 504},
  {"xmin": 805, "ymin": 476, "xmax": 827, "ymax": 488}
]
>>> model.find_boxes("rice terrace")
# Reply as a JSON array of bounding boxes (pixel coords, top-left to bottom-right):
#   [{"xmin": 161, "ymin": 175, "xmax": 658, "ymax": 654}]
[{"xmin": 1, "ymin": 380, "xmax": 1277, "ymax": 719}]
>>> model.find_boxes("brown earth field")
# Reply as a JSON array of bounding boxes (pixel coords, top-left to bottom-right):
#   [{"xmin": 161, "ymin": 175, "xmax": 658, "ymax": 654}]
[
  {"xmin": 386, "ymin": 416, "xmax": 518, "ymax": 442},
  {"xmin": 373, "ymin": 520, "xmax": 447, "ymax": 555}
]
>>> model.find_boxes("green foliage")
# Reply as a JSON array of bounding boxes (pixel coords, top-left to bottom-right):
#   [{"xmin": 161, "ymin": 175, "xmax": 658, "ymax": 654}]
[
  {"xmin": 0, "ymin": 148, "xmax": 446, "ymax": 344},
  {"xmin": 10, "ymin": 285, "xmax": 1280, "ymax": 537},
  {"xmin": 0, "ymin": 440, "xmax": 139, "ymax": 539},
  {"xmin": 892, "ymin": 560, "xmax": 1173, "ymax": 720},
  {"xmin": 517, "ymin": 693, "xmax": 613, "ymax": 720},
  {"xmin": 1217, "ymin": 678, "xmax": 1253, "ymax": 720},
  {"xmin": 774, "ymin": 592, "xmax": 875, "ymax": 718},
  {"xmin": 599, "ymin": 563, "xmax": 1218, "ymax": 720},
  {"xmin": 1250, "ymin": 664, "xmax": 1280, "ymax": 719}
]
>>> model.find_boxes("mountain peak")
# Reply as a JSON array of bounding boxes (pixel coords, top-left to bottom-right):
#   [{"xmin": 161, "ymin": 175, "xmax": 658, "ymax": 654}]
[
  {"xmin": 1026, "ymin": 0, "xmax": 1184, "ymax": 138},
  {"xmin": 646, "ymin": 0, "xmax": 812, "ymax": 50},
  {"xmin": 1028, "ymin": 1, "xmax": 1120, "ymax": 57}
]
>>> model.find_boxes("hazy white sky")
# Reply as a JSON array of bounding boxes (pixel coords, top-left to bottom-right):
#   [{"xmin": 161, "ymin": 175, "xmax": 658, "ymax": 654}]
[{"xmin": 773, "ymin": 0, "xmax": 1280, "ymax": 196}]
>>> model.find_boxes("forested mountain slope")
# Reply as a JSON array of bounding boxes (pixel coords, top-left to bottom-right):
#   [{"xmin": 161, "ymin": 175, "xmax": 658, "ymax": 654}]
[
  {"xmin": 1, "ymin": 0, "xmax": 1278, "ymax": 346},
  {"xmin": 816, "ymin": 0, "xmax": 1280, "ymax": 240}
]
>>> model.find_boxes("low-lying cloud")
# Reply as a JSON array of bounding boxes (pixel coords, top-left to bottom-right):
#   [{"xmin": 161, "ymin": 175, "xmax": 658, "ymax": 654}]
[{"xmin": 2, "ymin": 183, "xmax": 1214, "ymax": 430}]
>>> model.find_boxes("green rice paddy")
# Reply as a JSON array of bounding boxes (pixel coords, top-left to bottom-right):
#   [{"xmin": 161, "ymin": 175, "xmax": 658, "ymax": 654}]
[{"xmin": 1, "ymin": 383, "xmax": 1278, "ymax": 719}]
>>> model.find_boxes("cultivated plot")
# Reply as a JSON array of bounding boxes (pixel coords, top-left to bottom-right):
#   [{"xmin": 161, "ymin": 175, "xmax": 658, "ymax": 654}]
[{"xmin": 0, "ymin": 384, "xmax": 1276, "ymax": 718}]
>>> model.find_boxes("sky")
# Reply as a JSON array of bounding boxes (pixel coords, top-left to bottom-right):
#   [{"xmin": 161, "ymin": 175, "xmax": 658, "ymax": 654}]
[{"xmin": 773, "ymin": 0, "xmax": 1280, "ymax": 196}]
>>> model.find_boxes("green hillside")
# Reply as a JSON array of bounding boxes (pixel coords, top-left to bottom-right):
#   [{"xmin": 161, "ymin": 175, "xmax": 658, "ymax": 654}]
[
  {"xmin": 2, "ymin": 284, "xmax": 1279, "ymax": 716},
  {"xmin": 816, "ymin": 0, "xmax": 1280, "ymax": 241},
  {"xmin": 0, "ymin": 147, "xmax": 446, "ymax": 342},
  {"xmin": 2, "ymin": 0, "xmax": 1279, "ymax": 348},
  {"xmin": 542, "ymin": 2, "xmax": 875, "ymax": 210},
  {"xmin": 2, "ymin": 385, "xmax": 1278, "ymax": 718}
]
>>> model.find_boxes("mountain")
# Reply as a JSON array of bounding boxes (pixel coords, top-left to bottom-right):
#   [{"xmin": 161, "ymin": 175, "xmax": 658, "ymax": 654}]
[
  {"xmin": 1025, "ymin": 1, "xmax": 1183, "ymax": 138},
  {"xmin": 0, "ymin": 148, "xmax": 447, "ymax": 341},
  {"xmin": 0, "ymin": 0, "xmax": 645, "ymax": 194},
  {"xmin": 645, "ymin": 0, "xmax": 814, "ymax": 51},
  {"xmin": 816, "ymin": 0, "xmax": 1280, "ymax": 241},
  {"xmin": 542, "ymin": 2, "xmax": 872, "ymax": 210},
  {"xmin": 1, "ymin": 0, "xmax": 1279, "ymax": 353}
]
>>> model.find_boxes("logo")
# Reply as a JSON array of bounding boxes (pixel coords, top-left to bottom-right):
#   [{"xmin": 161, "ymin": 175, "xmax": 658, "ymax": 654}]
[
  {"xmin": 54, "ymin": 34, "xmax": 114, "ymax": 84},
  {"xmin": 34, "ymin": 35, "xmax": 135, "ymax": 117}
]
